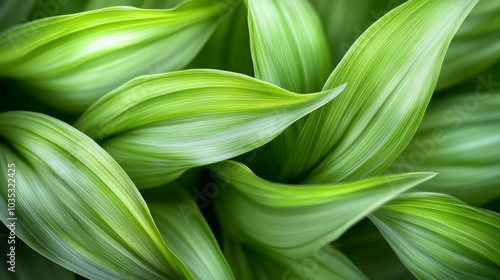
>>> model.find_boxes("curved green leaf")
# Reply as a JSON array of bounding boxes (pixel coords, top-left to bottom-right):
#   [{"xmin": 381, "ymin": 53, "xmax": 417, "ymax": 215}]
[
  {"xmin": 370, "ymin": 193, "xmax": 500, "ymax": 279},
  {"xmin": 246, "ymin": 0, "xmax": 331, "ymax": 93},
  {"xmin": 0, "ymin": 234, "xmax": 75, "ymax": 280},
  {"xmin": 144, "ymin": 184, "xmax": 234, "ymax": 280},
  {"xmin": 210, "ymin": 160, "xmax": 435, "ymax": 258},
  {"xmin": 0, "ymin": 0, "xmax": 228, "ymax": 113},
  {"xmin": 0, "ymin": 111, "xmax": 191, "ymax": 280},
  {"xmin": 277, "ymin": 0, "xmax": 479, "ymax": 183},
  {"xmin": 74, "ymin": 69, "xmax": 345, "ymax": 189},
  {"xmin": 390, "ymin": 91, "xmax": 500, "ymax": 205}
]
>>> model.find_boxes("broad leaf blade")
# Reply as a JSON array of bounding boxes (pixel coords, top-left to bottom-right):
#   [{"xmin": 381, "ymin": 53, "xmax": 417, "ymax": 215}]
[
  {"xmin": 278, "ymin": 0, "xmax": 479, "ymax": 183},
  {"xmin": 370, "ymin": 193, "xmax": 500, "ymax": 279},
  {"xmin": 437, "ymin": 0, "xmax": 500, "ymax": 90},
  {"xmin": 0, "ymin": 234, "xmax": 75, "ymax": 280},
  {"xmin": 74, "ymin": 69, "xmax": 345, "ymax": 189},
  {"xmin": 211, "ymin": 160, "xmax": 434, "ymax": 258},
  {"xmin": 0, "ymin": 0, "xmax": 227, "ymax": 113},
  {"xmin": 144, "ymin": 184, "xmax": 234, "ymax": 280},
  {"xmin": 0, "ymin": 111, "xmax": 190, "ymax": 280}
]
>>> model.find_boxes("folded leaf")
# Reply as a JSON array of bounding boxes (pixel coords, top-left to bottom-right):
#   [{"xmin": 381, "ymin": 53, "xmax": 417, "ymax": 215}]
[
  {"xmin": 0, "ymin": 111, "xmax": 191, "ymax": 279},
  {"xmin": 389, "ymin": 91, "xmax": 500, "ymax": 205},
  {"xmin": 189, "ymin": 1, "xmax": 253, "ymax": 76},
  {"xmin": 0, "ymin": 0, "xmax": 229, "ymax": 113},
  {"xmin": 223, "ymin": 235, "xmax": 367, "ymax": 280},
  {"xmin": 144, "ymin": 184, "xmax": 234, "ymax": 280},
  {"xmin": 210, "ymin": 160, "xmax": 435, "ymax": 258},
  {"xmin": 74, "ymin": 69, "xmax": 345, "ymax": 189},
  {"xmin": 277, "ymin": 0, "xmax": 479, "ymax": 183},
  {"xmin": 370, "ymin": 193, "xmax": 500, "ymax": 279},
  {"xmin": 437, "ymin": 0, "xmax": 500, "ymax": 90},
  {"xmin": 0, "ymin": 233, "xmax": 75, "ymax": 280}
]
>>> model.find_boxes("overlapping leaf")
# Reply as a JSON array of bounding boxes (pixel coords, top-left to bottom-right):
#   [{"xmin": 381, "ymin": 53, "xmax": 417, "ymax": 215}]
[
  {"xmin": 144, "ymin": 184, "xmax": 234, "ymax": 280},
  {"xmin": 0, "ymin": 0, "xmax": 229, "ymax": 113},
  {"xmin": 0, "ymin": 111, "xmax": 191, "ymax": 279},
  {"xmin": 223, "ymin": 235, "xmax": 367, "ymax": 280},
  {"xmin": 371, "ymin": 193, "xmax": 500, "ymax": 279},
  {"xmin": 246, "ymin": 0, "xmax": 331, "ymax": 93},
  {"xmin": 210, "ymin": 160, "xmax": 434, "ymax": 258},
  {"xmin": 308, "ymin": 0, "xmax": 393, "ymax": 66},
  {"xmin": 389, "ymin": 91, "xmax": 500, "ymax": 205},
  {"xmin": 277, "ymin": 0, "xmax": 479, "ymax": 183},
  {"xmin": 245, "ymin": 0, "xmax": 332, "ymax": 170},
  {"xmin": 189, "ymin": 1, "xmax": 253, "ymax": 76},
  {"xmin": 74, "ymin": 69, "xmax": 345, "ymax": 189}
]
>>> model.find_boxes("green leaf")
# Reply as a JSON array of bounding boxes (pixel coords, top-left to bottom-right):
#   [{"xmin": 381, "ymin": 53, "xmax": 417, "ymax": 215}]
[
  {"xmin": 0, "ymin": 234, "xmax": 75, "ymax": 280},
  {"xmin": 437, "ymin": 0, "xmax": 500, "ymax": 90},
  {"xmin": 0, "ymin": 0, "xmax": 36, "ymax": 31},
  {"xmin": 370, "ymin": 193, "xmax": 500, "ymax": 279},
  {"xmin": 246, "ymin": 0, "xmax": 331, "ymax": 93},
  {"xmin": 74, "ymin": 69, "xmax": 345, "ymax": 189},
  {"xmin": 245, "ymin": 0, "xmax": 332, "ymax": 171},
  {"xmin": 210, "ymin": 160, "xmax": 435, "ymax": 258},
  {"xmin": 277, "ymin": 0, "xmax": 479, "ymax": 184},
  {"xmin": 85, "ymin": 0, "xmax": 185, "ymax": 10},
  {"xmin": 222, "ymin": 235, "xmax": 367, "ymax": 280},
  {"xmin": 0, "ymin": 111, "xmax": 191, "ymax": 280},
  {"xmin": 389, "ymin": 91, "xmax": 500, "ymax": 205},
  {"xmin": 0, "ymin": 0, "xmax": 228, "ymax": 113},
  {"xmin": 144, "ymin": 184, "xmax": 234, "ymax": 280},
  {"xmin": 189, "ymin": 1, "xmax": 253, "ymax": 76}
]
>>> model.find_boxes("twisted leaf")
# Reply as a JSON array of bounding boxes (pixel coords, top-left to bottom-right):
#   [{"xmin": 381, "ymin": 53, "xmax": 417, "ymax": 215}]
[{"xmin": 75, "ymin": 69, "xmax": 345, "ymax": 189}]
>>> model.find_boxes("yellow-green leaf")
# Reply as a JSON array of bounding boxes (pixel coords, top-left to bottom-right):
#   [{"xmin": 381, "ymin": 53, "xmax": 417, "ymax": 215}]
[
  {"xmin": 0, "ymin": 111, "xmax": 191, "ymax": 280},
  {"xmin": 74, "ymin": 69, "xmax": 345, "ymax": 189},
  {"xmin": 0, "ymin": 0, "xmax": 229, "ymax": 113},
  {"xmin": 210, "ymin": 160, "xmax": 434, "ymax": 258},
  {"xmin": 277, "ymin": 0, "xmax": 479, "ymax": 184}
]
